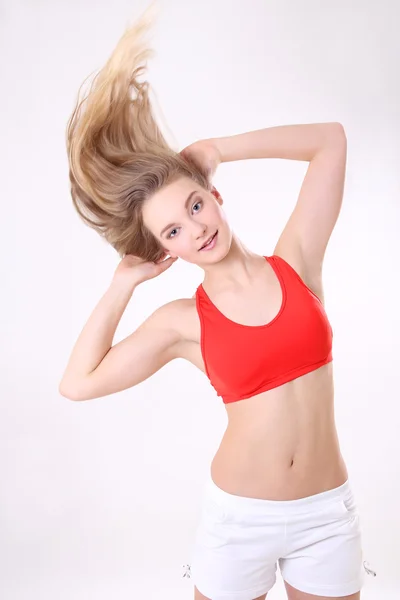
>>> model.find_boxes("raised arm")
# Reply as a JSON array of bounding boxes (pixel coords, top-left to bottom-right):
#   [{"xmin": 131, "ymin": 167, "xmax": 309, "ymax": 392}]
[
  {"xmin": 182, "ymin": 122, "xmax": 347, "ymax": 287},
  {"xmin": 59, "ymin": 255, "xmax": 181, "ymax": 401},
  {"xmin": 212, "ymin": 122, "xmax": 347, "ymax": 281}
]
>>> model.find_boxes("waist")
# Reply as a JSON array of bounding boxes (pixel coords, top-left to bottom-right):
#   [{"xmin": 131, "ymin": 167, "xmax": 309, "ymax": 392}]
[
  {"xmin": 210, "ymin": 374, "xmax": 345, "ymax": 499},
  {"xmin": 211, "ymin": 445, "xmax": 348, "ymax": 500}
]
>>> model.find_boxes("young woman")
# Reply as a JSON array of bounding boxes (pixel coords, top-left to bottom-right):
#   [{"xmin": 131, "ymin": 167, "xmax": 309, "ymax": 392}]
[{"xmin": 60, "ymin": 7, "xmax": 374, "ymax": 600}]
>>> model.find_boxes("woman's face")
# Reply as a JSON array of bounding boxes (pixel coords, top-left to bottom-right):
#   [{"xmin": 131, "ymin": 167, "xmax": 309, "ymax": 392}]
[{"xmin": 142, "ymin": 177, "xmax": 232, "ymax": 265}]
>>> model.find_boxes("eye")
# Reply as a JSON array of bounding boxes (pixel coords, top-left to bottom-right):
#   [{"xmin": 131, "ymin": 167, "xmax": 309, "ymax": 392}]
[
  {"xmin": 167, "ymin": 228, "xmax": 179, "ymax": 239},
  {"xmin": 192, "ymin": 199, "xmax": 202, "ymax": 212}
]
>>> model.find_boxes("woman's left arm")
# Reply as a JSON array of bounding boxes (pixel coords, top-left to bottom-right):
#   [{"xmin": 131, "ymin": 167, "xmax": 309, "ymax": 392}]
[{"xmin": 212, "ymin": 122, "xmax": 347, "ymax": 284}]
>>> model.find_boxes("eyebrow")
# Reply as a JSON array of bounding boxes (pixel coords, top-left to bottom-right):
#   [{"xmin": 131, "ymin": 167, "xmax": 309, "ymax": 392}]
[{"xmin": 160, "ymin": 190, "xmax": 198, "ymax": 237}]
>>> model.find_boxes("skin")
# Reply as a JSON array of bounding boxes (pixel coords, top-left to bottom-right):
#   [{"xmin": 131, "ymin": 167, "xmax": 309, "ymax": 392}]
[
  {"xmin": 143, "ymin": 175, "xmax": 357, "ymax": 600},
  {"xmin": 60, "ymin": 127, "xmax": 358, "ymax": 599},
  {"xmin": 142, "ymin": 177, "xmax": 233, "ymax": 269},
  {"xmin": 142, "ymin": 175, "xmax": 348, "ymax": 503}
]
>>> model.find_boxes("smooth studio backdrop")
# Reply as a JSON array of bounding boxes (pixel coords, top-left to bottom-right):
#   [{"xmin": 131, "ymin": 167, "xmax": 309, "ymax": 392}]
[{"xmin": 1, "ymin": 0, "xmax": 399, "ymax": 598}]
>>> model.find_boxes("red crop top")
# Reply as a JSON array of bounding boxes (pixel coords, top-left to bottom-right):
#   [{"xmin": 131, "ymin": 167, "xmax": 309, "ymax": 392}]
[{"xmin": 195, "ymin": 255, "xmax": 333, "ymax": 403}]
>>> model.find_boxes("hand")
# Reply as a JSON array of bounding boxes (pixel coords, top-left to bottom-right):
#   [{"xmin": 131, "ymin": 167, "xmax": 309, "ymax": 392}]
[
  {"xmin": 112, "ymin": 253, "xmax": 178, "ymax": 288},
  {"xmin": 180, "ymin": 139, "xmax": 222, "ymax": 182}
]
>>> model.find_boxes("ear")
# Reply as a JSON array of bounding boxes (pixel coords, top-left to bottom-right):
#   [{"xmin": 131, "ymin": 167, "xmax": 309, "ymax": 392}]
[{"xmin": 211, "ymin": 186, "xmax": 223, "ymax": 205}]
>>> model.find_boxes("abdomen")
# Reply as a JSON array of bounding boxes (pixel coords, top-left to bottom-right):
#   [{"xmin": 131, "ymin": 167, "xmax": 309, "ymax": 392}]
[{"xmin": 210, "ymin": 362, "xmax": 348, "ymax": 500}]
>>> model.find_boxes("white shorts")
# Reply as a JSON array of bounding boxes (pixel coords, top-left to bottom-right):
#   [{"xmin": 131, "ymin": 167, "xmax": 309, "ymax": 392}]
[{"xmin": 190, "ymin": 473, "xmax": 366, "ymax": 599}]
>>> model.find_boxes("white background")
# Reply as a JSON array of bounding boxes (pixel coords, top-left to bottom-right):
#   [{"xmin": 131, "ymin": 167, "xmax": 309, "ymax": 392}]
[{"xmin": 1, "ymin": 0, "xmax": 399, "ymax": 598}]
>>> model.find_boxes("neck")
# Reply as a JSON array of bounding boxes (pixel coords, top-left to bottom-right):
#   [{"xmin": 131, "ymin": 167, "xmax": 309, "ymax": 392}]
[{"xmin": 201, "ymin": 234, "xmax": 266, "ymax": 291}]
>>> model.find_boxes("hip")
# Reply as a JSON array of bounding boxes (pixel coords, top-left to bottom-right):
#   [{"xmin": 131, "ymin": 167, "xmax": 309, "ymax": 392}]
[{"xmin": 191, "ymin": 471, "xmax": 365, "ymax": 599}]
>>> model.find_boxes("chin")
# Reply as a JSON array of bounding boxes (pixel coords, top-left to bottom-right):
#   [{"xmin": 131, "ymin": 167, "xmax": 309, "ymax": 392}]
[{"xmin": 198, "ymin": 240, "xmax": 231, "ymax": 265}]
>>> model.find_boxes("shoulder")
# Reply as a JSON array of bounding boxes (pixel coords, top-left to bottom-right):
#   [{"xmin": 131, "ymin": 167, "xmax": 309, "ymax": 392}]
[
  {"xmin": 151, "ymin": 297, "xmax": 197, "ymax": 340},
  {"xmin": 157, "ymin": 297, "xmax": 197, "ymax": 317}
]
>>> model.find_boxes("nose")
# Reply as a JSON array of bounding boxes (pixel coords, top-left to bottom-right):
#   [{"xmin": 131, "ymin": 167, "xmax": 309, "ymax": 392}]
[{"xmin": 193, "ymin": 221, "xmax": 207, "ymax": 239}]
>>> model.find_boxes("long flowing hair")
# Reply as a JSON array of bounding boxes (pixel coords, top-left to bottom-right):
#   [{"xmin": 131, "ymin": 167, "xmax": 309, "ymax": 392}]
[{"xmin": 66, "ymin": 3, "xmax": 210, "ymax": 261}]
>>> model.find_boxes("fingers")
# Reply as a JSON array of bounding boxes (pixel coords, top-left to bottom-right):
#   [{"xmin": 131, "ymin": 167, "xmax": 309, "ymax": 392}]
[
  {"xmin": 157, "ymin": 256, "xmax": 178, "ymax": 272},
  {"xmin": 155, "ymin": 252, "xmax": 170, "ymax": 264}
]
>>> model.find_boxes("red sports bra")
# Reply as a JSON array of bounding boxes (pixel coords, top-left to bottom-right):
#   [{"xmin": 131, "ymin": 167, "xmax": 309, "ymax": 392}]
[{"xmin": 195, "ymin": 255, "xmax": 333, "ymax": 403}]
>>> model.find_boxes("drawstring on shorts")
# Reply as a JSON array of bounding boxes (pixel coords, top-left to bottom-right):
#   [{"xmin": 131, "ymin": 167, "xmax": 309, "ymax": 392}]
[
  {"xmin": 182, "ymin": 563, "xmax": 191, "ymax": 579},
  {"xmin": 363, "ymin": 560, "xmax": 377, "ymax": 577}
]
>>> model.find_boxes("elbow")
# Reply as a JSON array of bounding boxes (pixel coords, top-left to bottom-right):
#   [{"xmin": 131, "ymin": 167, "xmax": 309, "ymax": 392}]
[
  {"xmin": 320, "ymin": 123, "xmax": 347, "ymax": 154},
  {"xmin": 326, "ymin": 122, "xmax": 347, "ymax": 141},
  {"xmin": 58, "ymin": 380, "xmax": 87, "ymax": 402}
]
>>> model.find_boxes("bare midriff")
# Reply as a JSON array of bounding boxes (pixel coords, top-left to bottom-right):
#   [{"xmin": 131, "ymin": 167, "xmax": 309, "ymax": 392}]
[{"xmin": 210, "ymin": 362, "xmax": 348, "ymax": 501}]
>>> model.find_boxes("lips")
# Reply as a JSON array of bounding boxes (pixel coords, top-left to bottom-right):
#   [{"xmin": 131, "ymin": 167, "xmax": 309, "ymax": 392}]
[{"xmin": 199, "ymin": 231, "xmax": 218, "ymax": 250}]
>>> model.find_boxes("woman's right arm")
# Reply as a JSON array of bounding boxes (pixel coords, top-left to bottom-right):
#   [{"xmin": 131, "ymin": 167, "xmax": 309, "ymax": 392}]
[{"xmin": 59, "ymin": 255, "xmax": 182, "ymax": 401}]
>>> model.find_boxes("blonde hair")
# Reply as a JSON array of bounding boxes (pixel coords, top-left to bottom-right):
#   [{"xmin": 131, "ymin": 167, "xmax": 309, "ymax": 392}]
[{"xmin": 66, "ymin": 3, "xmax": 210, "ymax": 261}]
